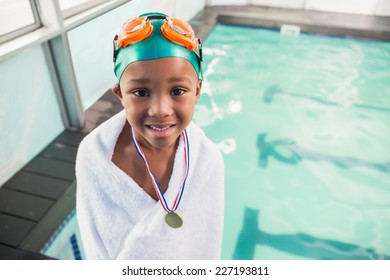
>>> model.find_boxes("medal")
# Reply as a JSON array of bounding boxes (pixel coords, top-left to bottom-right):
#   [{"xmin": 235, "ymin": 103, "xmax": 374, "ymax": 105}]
[
  {"xmin": 131, "ymin": 128, "xmax": 190, "ymax": 229},
  {"xmin": 165, "ymin": 211, "xmax": 183, "ymax": 228}
]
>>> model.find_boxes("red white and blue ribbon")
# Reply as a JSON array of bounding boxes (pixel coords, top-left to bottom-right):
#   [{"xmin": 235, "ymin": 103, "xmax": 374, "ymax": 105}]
[{"xmin": 131, "ymin": 127, "xmax": 190, "ymax": 212}]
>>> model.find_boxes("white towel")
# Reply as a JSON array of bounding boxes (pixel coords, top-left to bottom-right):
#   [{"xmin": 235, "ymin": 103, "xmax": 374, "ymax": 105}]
[{"xmin": 76, "ymin": 110, "xmax": 224, "ymax": 259}]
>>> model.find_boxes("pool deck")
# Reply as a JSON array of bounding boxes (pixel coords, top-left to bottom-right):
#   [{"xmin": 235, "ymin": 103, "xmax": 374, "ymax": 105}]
[
  {"xmin": 0, "ymin": 91, "xmax": 122, "ymax": 260},
  {"xmin": 1, "ymin": 5, "xmax": 389, "ymax": 260},
  {"xmin": 193, "ymin": 5, "xmax": 390, "ymax": 41}
]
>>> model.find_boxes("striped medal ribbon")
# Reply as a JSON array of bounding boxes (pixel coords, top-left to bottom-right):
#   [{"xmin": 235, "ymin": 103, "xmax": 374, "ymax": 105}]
[{"xmin": 131, "ymin": 127, "xmax": 190, "ymax": 228}]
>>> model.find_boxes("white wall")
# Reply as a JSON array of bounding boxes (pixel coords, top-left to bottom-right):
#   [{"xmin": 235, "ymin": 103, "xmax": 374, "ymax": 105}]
[
  {"xmin": 375, "ymin": 0, "xmax": 390, "ymax": 16},
  {"xmin": 251, "ymin": 0, "xmax": 304, "ymax": 9},
  {"xmin": 208, "ymin": 0, "xmax": 248, "ymax": 6},
  {"xmin": 304, "ymin": 0, "xmax": 376, "ymax": 14},
  {"xmin": 174, "ymin": 0, "xmax": 207, "ymax": 21},
  {"xmin": 208, "ymin": 0, "xmax": 390, "ymax": 16}
]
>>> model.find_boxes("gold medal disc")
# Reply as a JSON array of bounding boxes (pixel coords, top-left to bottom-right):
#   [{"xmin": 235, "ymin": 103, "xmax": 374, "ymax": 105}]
[{"xmin": 165, "ymin": 211, "xmax": 183, "ymax": 228}]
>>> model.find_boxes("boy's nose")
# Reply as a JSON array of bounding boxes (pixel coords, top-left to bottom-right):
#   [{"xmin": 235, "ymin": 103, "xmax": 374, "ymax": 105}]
[{"xmin": 148, "ymin": 95, "xmax": 174, "ymax": 118}]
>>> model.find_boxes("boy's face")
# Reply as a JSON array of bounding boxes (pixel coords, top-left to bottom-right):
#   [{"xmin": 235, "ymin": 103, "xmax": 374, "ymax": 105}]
[{"xmin": 113, "ymin": 57, "xmax": 201, "ymax": 151}]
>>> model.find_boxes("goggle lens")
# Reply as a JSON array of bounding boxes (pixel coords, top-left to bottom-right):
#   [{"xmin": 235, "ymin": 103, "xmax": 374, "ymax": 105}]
[
  {"xmin": 122, "ymin": 18, "xmax": 147, "ymax": 34},
  {"xmin": 163, "ymin": 18, "xmax": 198, "ymax": 51},
  {"xmin": 172, "ymin": 24, "xmax": 185, "ymax": 35}
]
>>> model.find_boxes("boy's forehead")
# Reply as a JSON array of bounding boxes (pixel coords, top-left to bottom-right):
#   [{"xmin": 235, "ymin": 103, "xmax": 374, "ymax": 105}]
[{"xmin": 122, "ymin": 57, "xmax": 198, "ymax": 81}]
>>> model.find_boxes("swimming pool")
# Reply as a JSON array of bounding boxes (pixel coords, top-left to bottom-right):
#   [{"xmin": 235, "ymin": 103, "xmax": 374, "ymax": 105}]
[
  {"xmin": 42, "ymin": 24, "xmax": 390, "ymax": 260},
  {"xmin": 195, "ymin": 24, "xmax": 390, "ymax": 260}
]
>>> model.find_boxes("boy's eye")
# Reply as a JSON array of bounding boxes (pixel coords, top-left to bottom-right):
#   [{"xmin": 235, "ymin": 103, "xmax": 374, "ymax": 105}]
[
  {"xmin": 171, "ymin": 88, "xmax": 185, "ymax": 96},
  {"xmin": 132, "ymin": 89, "xmax": 149, "ymax": 97}
]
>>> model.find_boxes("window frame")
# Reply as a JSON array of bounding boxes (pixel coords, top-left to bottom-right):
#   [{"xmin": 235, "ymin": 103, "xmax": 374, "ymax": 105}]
[
  {"xmin": 61, "ymin": 0, "xmax": 110, "ymax": 19},
  {"xmin": 0, "ymin": 0, "xmax": 42, "ymax": 45}
]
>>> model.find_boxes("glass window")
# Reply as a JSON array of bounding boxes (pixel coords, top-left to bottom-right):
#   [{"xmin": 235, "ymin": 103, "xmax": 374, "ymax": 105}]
[
  {"xmin": 0, "ymin": 44, "xmax": 65, "ymax": 186},
  {"xmin": 59, "ymin": 0, "xmax": 110, "ymax": 18},
  {"xmin": 0, "ymin": 0, "xmax": 41, "ymax": 43}
]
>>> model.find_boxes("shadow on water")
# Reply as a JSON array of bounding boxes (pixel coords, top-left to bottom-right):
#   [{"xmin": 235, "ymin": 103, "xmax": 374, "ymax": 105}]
[
  {"xmin": 257, "ymin": 133, "xmax": 390, "ymax": 172},
  {"xmin": 263, "ymin": 84, "xmax": 390, "ymax": 113},
  {"xmin": 233, "ymin": 207, "xmax": 390, "ymax": 260}
]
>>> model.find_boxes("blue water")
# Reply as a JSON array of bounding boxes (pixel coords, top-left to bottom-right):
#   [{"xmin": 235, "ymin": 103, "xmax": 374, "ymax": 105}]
[
  {"xmin": 194, "ymin": 24, "xmax": 390, "ymax": 260},
  {"xmin": 41, "ymin": 209, "xmax": 85, "ymax": 260}
]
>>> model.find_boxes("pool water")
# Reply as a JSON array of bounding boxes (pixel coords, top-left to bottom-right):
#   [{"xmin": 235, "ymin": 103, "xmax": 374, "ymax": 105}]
[
  {"xmin": 194, "ymin": 24, "xmax": 390, "ymax": 260},
  {"xmin": 43, "ymin": 24, "xmax": 390, "ymax": 260},
  {"xmin": 41, "ymin": 209, "xmax": 85, "ymax": 260}
]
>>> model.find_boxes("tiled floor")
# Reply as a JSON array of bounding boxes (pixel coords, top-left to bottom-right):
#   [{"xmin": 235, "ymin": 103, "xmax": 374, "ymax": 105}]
[
  {"xmin": 0, "ymin": 131, "xmax": 85, "ymax": 259},
  {"xmin": 1, "ymin": 5, "xmax": 389, "ymax": 260}
]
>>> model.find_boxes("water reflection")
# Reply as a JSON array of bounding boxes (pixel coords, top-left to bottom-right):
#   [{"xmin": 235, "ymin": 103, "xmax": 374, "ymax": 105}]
[
  {"xmin": 263, "ymin": 85, "xmax": 390, "ymax": 112},
  {"xmin": 257, "ymin": 133, "xmax": 390, "ymax": 172},
  {"xmin": 233, "ymin": 207, "xmax": 389, "ymax": 260}
]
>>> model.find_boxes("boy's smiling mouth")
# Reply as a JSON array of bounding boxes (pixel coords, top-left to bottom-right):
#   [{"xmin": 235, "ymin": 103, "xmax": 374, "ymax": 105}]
[{"xmin": 147, "ymin": 124, "xmax": 175, "ymax": 131}]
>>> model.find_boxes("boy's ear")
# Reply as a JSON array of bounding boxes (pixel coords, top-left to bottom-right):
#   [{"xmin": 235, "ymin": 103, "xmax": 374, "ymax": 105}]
[
  {"xmin": 195, "ymin": 79, "xmax": 202, "ymax": 102},
  {"xmin": 112, "ymin": 84, "xmax": 122, "ymax": 100}
]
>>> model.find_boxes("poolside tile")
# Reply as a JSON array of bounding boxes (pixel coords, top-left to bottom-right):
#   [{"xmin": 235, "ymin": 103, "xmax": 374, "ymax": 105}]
[
  {"xmin": 0, "ymin": 213, "xmax": 35, "ymax": 247},
  {"xmin": 54, "ymin": 130, "xmax": 87, "ymax": 148},
  {"xmin": 40, "ymin": 142, "xmax": 78, "ymax": 162},
  {"xmin": 0, "ymin": 189, "xmax": 53, "ymax": 221},
  {"xmin": 0, "ymin": 244, "xmax": 26, "ymax": 259},
  {"xmin": 19, "ymin": 182, "xmax": 76, "ymax": 252},
  {"xmin": 22, "ymin": 157, "xmax": 75, "ymax": 181},
  {"xmin": 85, "ymin": 109, "xmax": 111, "ymax": 127},
  {"xmin": 3, "ymin": 171, "xmax": 69, "ymax": 200},
  {"xmin": 0, "ymin": 244, "xmax": 54, "ymax": 260}
]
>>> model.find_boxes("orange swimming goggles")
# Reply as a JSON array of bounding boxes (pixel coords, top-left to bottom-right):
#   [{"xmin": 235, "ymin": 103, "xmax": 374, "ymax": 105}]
[{"xmin": 113, "ymin": 14, "xmax": 202, "ymax": 62}]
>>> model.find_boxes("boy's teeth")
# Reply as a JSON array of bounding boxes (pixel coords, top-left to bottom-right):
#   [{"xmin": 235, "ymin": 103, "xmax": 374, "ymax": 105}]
[{"xmin": 150, "ymin": 125, "xmax": 171, "ymax": 131}]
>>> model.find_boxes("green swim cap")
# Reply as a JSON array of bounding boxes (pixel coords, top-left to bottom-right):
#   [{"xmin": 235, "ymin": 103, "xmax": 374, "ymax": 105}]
[{"xmin": 113, "ymin": 12, "xmax": 202, "ymax": 82}]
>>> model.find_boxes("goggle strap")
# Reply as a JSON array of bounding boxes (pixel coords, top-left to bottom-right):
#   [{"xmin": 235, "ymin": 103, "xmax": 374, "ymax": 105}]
[
  {"xmin": 147, "ymin": 15, "xmax": 166, "ymax": 20},
  {"xmin": 113, "ymin": 35, "xmax": 119, "ymax": 62},
  {"xmin": 198, "ymin": 38, "xmax": 203, "ymax": 62}
]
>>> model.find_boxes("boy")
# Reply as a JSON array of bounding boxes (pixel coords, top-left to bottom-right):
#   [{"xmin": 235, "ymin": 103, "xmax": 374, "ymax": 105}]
[{"xmin": 76, "ymin": 12, "xmax": 224, "ymax": 259}]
